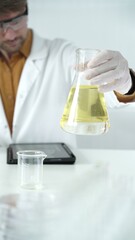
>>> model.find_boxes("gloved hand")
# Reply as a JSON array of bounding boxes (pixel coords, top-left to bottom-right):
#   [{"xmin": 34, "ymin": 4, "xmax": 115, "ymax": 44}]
[{"xmin": 84, "ymin": 50, "xmax": 132, "ymax": 94}]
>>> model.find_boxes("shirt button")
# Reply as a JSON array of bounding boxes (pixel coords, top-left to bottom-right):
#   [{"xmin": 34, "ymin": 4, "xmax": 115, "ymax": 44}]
[
  {"xmin": 8, "ymin": 95, "xmax": 13, "ymax": 100},
  {"xmin": 6, "ymin": 68, "xmax": 10, "ymax": 73}
]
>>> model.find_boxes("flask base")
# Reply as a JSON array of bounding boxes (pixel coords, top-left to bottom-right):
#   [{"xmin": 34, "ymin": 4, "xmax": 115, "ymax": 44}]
[{"xmin": 61, "ymin": 122, "xmax": 109, "ymax": 135}]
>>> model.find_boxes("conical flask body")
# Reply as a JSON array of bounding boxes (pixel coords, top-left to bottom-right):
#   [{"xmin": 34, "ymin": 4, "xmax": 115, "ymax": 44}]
[{"xmin": 60, "ymin": 49, "xmax": 110, "ymax": 135}]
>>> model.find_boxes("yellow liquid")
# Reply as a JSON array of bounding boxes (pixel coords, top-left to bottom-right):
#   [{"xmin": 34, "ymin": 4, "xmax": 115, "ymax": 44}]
[{"xmin": 60, "ymin": 85, "xmax": 110, "ymax": 135}]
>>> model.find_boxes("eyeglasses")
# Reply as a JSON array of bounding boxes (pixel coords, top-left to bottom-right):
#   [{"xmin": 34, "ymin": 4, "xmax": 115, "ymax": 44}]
[{"xmin": 0, "ymin": 7, "xmax": 28, "ymax": 33}]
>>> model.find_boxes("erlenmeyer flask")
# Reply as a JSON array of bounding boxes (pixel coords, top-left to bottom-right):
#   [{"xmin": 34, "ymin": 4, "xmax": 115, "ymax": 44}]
[{"xmin": 60, "ymin": 48, "xmax": 110, "ymax": 135}]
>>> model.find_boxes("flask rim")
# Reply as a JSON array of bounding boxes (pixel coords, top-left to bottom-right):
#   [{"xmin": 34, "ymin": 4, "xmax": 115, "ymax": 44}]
[{"xmin": 76, "ymin": 48, "xmax": 100, "ymax": 54}]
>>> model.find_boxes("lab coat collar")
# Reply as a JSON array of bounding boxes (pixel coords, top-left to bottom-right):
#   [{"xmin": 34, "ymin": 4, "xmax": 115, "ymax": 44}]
[
  {"xmin": 13, "ymin": 31, "xmax": 49, "ymax": 128},
  {"xmin": 0, "ymin": 97, "xmax": 12, "ymax": 144},
  {"xmin": 28, "ymin": 30, "xmax": 49, "ymax": 61}
]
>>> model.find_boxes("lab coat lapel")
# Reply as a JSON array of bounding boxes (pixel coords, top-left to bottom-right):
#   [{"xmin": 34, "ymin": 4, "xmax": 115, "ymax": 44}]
[
  {"xmin": 0, "ymin": 97, "xmax": 12, "ymax": 143},
  {"xmin": 13, "ymin": 59, "xmax": 39, "ymax": 124},
  {"xmin": 13, "ymin": 31, "xmax": 49, "ymax": 124}
]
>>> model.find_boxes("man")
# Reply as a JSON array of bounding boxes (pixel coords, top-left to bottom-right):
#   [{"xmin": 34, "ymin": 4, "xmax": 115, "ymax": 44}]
[{"xmin": 0, "ymin": 0, "xmax": 134, "ymax": 146}]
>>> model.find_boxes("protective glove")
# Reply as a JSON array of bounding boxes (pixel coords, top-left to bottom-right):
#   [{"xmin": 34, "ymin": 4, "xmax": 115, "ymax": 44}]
[{"xmin": 84, "ymin": 50, "xmax": 132, "ymax": 94}]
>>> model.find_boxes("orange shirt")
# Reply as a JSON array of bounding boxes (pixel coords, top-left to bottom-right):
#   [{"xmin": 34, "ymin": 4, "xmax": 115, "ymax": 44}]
[{"xmin": 0, "ymin": 29, "xmax": 32, "ymax": 133}]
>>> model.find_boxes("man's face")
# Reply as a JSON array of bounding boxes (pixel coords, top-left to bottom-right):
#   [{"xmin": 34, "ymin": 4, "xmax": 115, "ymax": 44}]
[{"xmin": 0, "ymin": 7, "xmax": 28, "ymax": 55}]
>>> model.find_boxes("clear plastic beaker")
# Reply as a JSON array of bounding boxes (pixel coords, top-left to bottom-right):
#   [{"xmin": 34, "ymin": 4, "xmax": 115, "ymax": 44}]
[
  {"xmin": 17, "ymin": 150, "xmax": 47, "ymax": 190},
  {"xmin": 60, "ymin": 48, "xmax": 110, "ymax": 135}
]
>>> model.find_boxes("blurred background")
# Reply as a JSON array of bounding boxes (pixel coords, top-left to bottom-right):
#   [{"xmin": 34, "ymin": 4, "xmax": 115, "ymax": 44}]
[
  {"xmin": 27, "ymin": 0, "xmax": 135, "ymax": 149},
  {"xmin": 28, "ymin": 0, "xmax": 135, "ymax": 67}
]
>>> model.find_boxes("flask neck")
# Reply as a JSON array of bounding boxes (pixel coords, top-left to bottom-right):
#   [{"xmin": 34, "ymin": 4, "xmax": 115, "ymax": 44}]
[
  {"xmin": 74, "ymin": 48, "xmax": 99, "ymax": 86},
  {"xmin": 75, "ymin": 48, "xmax": 99, "ymax": 71}
]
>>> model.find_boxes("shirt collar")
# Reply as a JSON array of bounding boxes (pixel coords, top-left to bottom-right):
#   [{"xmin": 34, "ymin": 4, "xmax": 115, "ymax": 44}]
[{"xmin": 19, "ymin": 29, "xmax": 33, "ymax": 58}]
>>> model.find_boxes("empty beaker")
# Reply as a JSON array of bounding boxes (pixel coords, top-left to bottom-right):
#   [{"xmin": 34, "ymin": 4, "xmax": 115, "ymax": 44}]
[
  {"xmin": 17, "ymin": 150, "xmax": 47, "ymax": 190},
  {"xmin": 60, "ymin": 48, "xmax": 110, "ymax": 135}
]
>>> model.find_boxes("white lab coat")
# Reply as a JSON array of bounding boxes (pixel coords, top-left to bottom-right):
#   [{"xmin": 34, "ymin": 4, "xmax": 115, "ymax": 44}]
[{"xmin": 0, "ymin": 31, "xmax": 124, "ymax": 147}]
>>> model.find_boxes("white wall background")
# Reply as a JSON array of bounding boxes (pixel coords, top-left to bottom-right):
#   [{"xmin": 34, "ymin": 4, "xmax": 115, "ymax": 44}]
[
  {"xmin": 28, "ymin": 0, "xmax": 135, "ymax": 68},
  {"xmin": 27, "ymin": 0, "xmax": 135, "ymax": 149}
]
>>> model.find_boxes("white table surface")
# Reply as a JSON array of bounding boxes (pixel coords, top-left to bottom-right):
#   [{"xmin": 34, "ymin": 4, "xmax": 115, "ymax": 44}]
[{"xmin": 0, "ymin": 147, "xmax": 135, "ymax": 240}]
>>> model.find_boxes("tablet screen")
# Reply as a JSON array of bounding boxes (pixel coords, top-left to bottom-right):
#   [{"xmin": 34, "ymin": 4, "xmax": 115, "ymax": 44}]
[{"xmin": 7, "ymin": 143, "xmax": 76, "ymax": 164}]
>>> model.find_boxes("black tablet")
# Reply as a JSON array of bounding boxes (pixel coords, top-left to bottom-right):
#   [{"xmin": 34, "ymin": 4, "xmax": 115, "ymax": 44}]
[{"xmin": 7, "ymin": 142, "xmax": 76, "ymax": 164}]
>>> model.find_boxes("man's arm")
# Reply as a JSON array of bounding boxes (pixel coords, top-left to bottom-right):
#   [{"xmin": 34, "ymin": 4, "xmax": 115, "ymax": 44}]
[{"xmin": 115, "ymin": 69, "xmax": 135, "ymax": 103}]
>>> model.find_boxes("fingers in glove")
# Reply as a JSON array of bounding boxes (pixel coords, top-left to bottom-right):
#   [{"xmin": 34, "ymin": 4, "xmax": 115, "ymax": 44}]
[
  {"xmin": 85, "ymin": 59, "xmax": 119, "ymax": 80},
  {"xmin": 85, "ymin": 69, "xmax": 122, "ymax": 86},
  {"xmin": 87, "ymin": 50, "xmax": 120, "ymax": 68},
  {"xmin": 99, "ymin": 80, "xmax": 121, "ymax": 92},
  {"xmin": 93, "ymin": 75, "xmax": 131, "ymax": 94}
]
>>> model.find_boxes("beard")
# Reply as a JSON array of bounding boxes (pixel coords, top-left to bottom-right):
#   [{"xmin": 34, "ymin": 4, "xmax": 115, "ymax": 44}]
[{"xmin": 0, "ymin": 36, "xmax": 26, "ymax": 55}]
